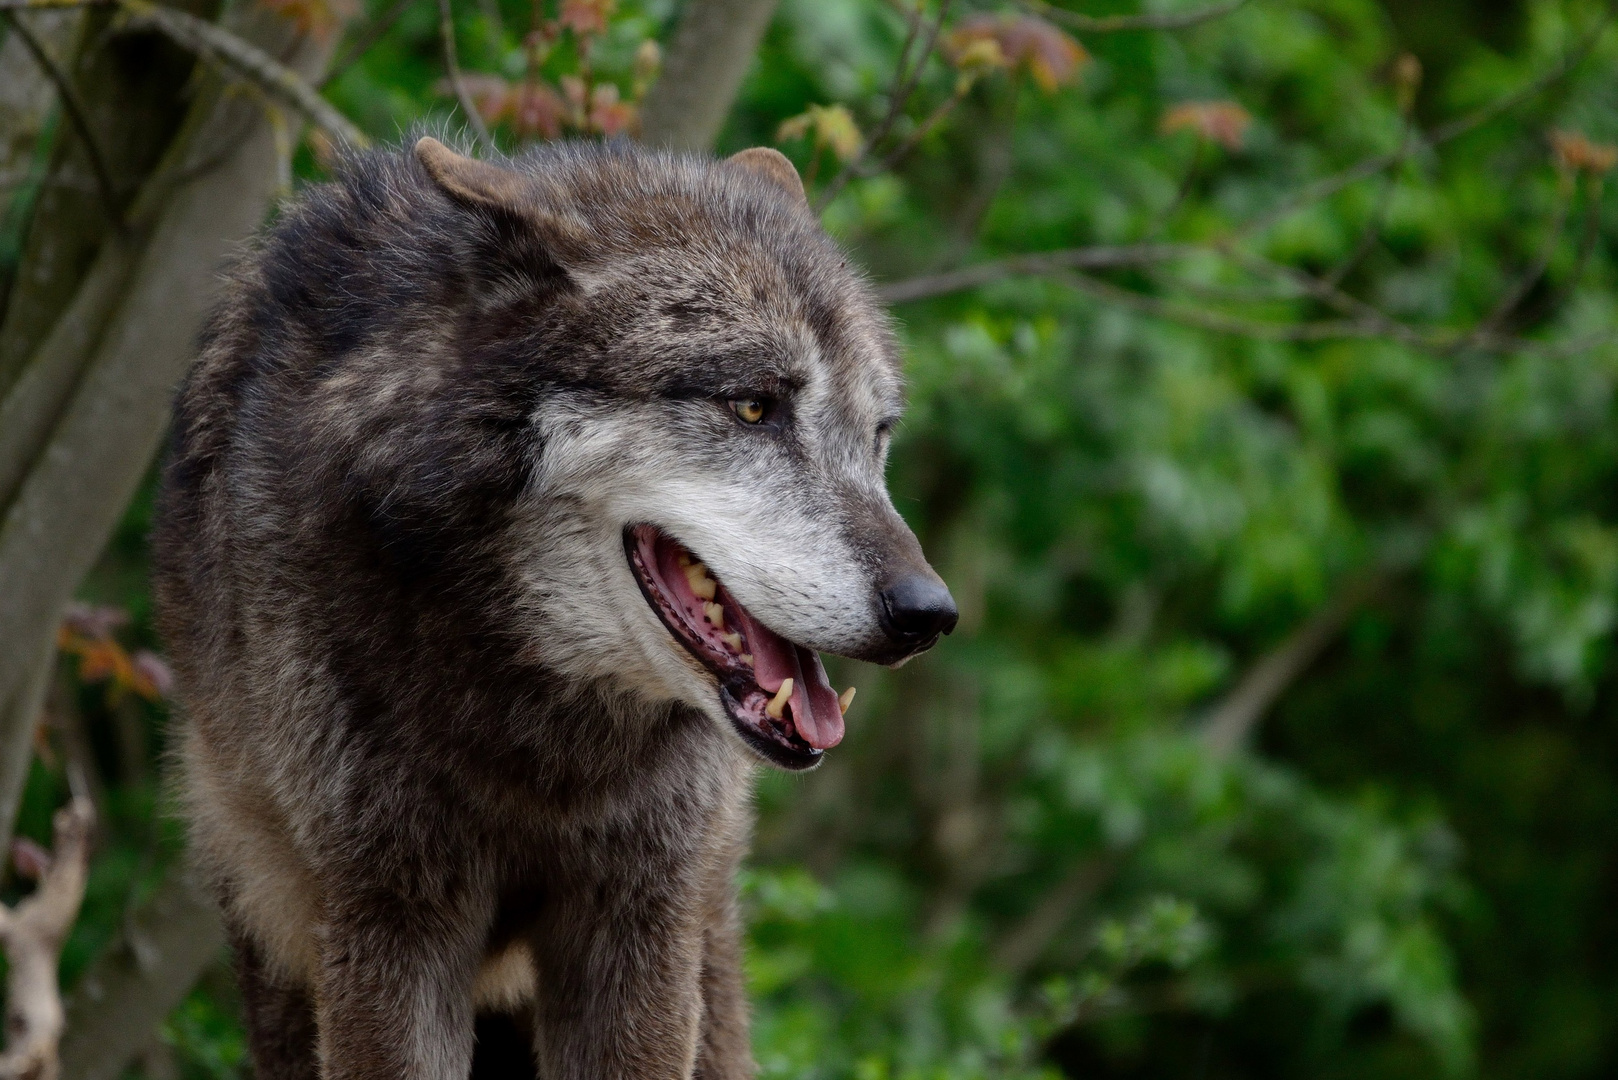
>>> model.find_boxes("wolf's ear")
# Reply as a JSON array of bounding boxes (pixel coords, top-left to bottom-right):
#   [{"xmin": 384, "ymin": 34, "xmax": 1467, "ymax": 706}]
[
  {"xmin": 415, "ymin": 136, "xmax": 590, "ymax": 259},
  {"xmin": 727, "ymin": 147, "xmax": 807, "ymax": 207},
  {"xmin": 415, "ymin": 137, "xmax": 532, "ymax": 213}
]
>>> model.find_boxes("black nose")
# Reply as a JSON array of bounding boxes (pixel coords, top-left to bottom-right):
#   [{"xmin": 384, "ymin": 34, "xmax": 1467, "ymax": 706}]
[{"xmin": 879, "ymin": 574, "xmax": 959, "ymax": 646}]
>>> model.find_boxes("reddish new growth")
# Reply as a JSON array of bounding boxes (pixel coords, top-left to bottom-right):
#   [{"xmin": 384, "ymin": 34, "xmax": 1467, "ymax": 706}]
[{"xmin": 438, "ymin": 0, "xmax": 656, "ymax": 140}]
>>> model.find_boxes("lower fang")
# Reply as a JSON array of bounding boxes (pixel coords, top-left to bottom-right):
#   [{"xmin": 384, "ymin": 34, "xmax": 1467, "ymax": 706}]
[
  {"xmin": 838, "ymin": 687, "xmax": 856, "ymax": 714},
  {"xmin": 765, "ymin": 678, "xmax": 794, "ymax": 720},
  {"xmin": 704, "ymin": 601, "xmax": 726, "ymax": 628},
  {"xmin": 722, "ymin": 631, "xmax": 744, "ymax": 651}
]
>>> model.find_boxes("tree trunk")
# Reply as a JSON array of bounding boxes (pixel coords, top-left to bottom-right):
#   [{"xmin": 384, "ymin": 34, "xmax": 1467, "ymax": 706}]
[
  {"xmin": 58, "ymin": 871, "xmax": 225, "ymax": 1080},
  {"xmin": 639, "ymin": 0, "xmax": 780, "ymax": 152},
  {"xmin": 0, "ymin": 1, "xmax": 346, "ymax": 853},
  {"xmin": 0, "ymin": 0, "xmax": 217, "ymax": 402}
]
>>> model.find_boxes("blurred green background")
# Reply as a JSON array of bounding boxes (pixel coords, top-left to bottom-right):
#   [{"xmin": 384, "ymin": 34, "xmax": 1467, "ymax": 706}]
[{"xmin": 8, "ymin": 0, "xmax": 1618, "ymax": 1076}]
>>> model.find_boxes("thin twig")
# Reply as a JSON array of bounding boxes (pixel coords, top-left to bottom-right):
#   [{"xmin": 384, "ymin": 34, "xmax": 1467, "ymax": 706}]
[
  {"xmin": 879, "ymin": 17, "xmax": 1612, "ymax": 303},
  {"xmin": 816, "ymin": 0, "xmax": 953, "ymax": 209},
  {"xmin": 3, "ymin": 10, "xmax": 125, "ymax": 233},
  {"xmin": 1428, "ymin": 7, "xmax": 1613, "ymax": 145},
  {"xmin": 857, "ymin": 81, "xmax": 968, "ymax": 180},
  {"xmin": 1463, "ymin": 181, "xmax": 1574, "ymax": 347},
  {"xmin": 320, "ymin": 0, "xmax": 418, "ymax": 89},
  {"xmin": 1240, "ymin": 8, "xmax": 1612, "ymax": 240},
  {"xmin": 0, "ymin": 0, "xmax": 111, "ymax": 9},
  {"xmin": 120, "ymin": 0, "xmax": 369, "ymax": 148},
  {"xmin": 1019, "ymin": 0, "xmax": 1247, "ymax": 33},
  {"xmin": 1324, "ymin": 115, "xmax": 1417, "ymax": 287},
  {"xmin": 1541, "ymin": 175, "xmax": 1606, "ymax": 319},
  {"xmin": 437, "ymin": 0, "xmax": 494, "ymax": 153},
  {"xmin": 1221, "ymin": 245, "xmax": 1426, "ymax": 346}
]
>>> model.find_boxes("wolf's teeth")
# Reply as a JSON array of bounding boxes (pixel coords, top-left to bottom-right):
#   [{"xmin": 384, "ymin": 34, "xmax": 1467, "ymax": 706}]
[
  {"xmin": 765, "ymin": 678, "xmax": 794, "ymax": 720},
  {"xmin": 683, "ymin": 561, "xmax": 717, "ymax": 601},
  {"xmin": 703, "ymin": 601, "xmax": 726, "ymax": 628},
  {"xmin": 838, "ymin": 687, "xmax": 856, "ymax": 714},
  {"xmin": 722, "ymin": 631, "xmax": 744, "ymax": 651},
  {"xmin": 739, "ymin": 653, "xmax": 754, "ymax": 666}
]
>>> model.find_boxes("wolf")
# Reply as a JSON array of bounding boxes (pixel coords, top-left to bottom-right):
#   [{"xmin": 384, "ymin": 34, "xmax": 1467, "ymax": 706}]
[{"xmin": 152, "ymin": 135, "xmax": 956, "ymax": 1080}]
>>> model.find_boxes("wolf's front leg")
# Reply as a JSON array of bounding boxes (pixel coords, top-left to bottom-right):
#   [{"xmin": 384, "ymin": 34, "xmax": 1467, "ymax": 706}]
[
  {"xmin": 694, "ymin": 888, "xmax": 753, "ymax": 1080},
  {"xmin": 528, "ymin": 862, "xmax": 708, "ymax": 1079},
  {"xmin": 314, "ymin": 884, "xmax": 488, "ymax": 1080}
]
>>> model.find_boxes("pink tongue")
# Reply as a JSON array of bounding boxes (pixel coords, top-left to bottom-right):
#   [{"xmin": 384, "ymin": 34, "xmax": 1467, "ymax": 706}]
[{"xmin": 731, "ymin": 606, "xmax": 844, "ymax": 749}]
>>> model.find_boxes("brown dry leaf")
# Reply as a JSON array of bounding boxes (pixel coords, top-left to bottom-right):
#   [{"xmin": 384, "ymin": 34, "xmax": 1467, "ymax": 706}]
[
  {"xmin": 439, "ymin": 73, "xmax": 516, "ymax": 126},
  {"xmin": 1551, "ymin": 129, "xmax": 1618, "ymax": 175},
  {"xmin": 559, "ymin": 0, "xmax": 614, "ymax": 36},
  {"xmin": 513, "ymin": 82, "xmax": 567, "ymax": 138},
  {"xmin": 945, "ymin": 15, "xmax": 1087, "ymax": 93},
  {"xmin": 259, "ymin": 0, "xmax": 351, "ymax": 38},
  {"xmin": 56, "ymin": 606, "xmax": 171, "ymax": 704},
  {"xmin": 589, "ymin": 83, "xmax": 637, "ymax": 136},
  {"xmin": 1161, "ymin": 100, "xmax": 1252, "ymax": 151}
]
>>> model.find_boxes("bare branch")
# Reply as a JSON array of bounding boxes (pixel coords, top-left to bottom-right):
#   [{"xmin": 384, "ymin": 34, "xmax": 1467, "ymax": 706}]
[
  {"xmin": 1240, "ymin": 9, "xmax": 1612, "ymax": 241},
  {"xmin": 1427, "ymin": 8, "xmax": 1613, "ymax": 147},
  {"xmin": 1020, "ymin": 0, "xmax": 1247, "ymax": 33},
  {"xmin": 1324, "ymin": 115, "xmax": 1418, "ymax": 288},
  {"xmin": 878, "ymin": 238, "xmax": 1608, "ymax": 358},
  {"xmin": 995, "ymin": 856, "xmax": 1117, "ymax": 977},
  {"xmin": 0, "ymin": 0, "xmax": 111, "ymax": 10},
  {"xmin": 875, "ymin": 242, "xmax": 1198, "ymax": 302},
  {"xmin": 436, "ymin": 0, "xmax": 493, "ymax": 153},
  {"xmin": 816, "ymin": 0, "xmax": 954, "ymax": 209},
  {"xmin": 1060, "ymin": 269, "xmax": 1398, "ymax": 342},
  {"xmin": 2, "ymin": 9, "xmax": 124, "ymax": 233},
  {"xmin": 0, "ymin": 796, "xmax": 94, "ymax": 1080},
  {"xmin": 1462, "ymin": 181, "xmax": 1574, "ymax": 347},
  {"xmin": 322, "ymin": 0, "xmax": 417, "ymax": 90},
  {"xmin": 1198, "ymin": 571, "xmax": 1386, "ymax": 756},
  {"xmin": 120, "ymin": 0, "xmax": 369, "ymax": 149}
]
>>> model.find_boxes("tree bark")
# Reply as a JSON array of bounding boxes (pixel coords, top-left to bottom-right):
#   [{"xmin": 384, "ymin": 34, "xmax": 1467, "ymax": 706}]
[
  {"xmin": 638, "ymin": 0, "xmax": 780, "ymax": 152},
  {"xmin": 0, "ymin": 0, "xmax": 217, "ymax": 402},
  {"xmin": 58, "ymin": 870, "xmax": 225, "ymax": 1080},
  {"xmin": 0, "ymin": 2, "xmax": 344, "ymax": 848}
]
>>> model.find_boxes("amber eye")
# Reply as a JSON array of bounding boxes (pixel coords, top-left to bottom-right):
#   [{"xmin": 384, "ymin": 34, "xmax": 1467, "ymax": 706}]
[{"xmin": 730, "ymin": 397, "xmax": 769, "ymax": 424}]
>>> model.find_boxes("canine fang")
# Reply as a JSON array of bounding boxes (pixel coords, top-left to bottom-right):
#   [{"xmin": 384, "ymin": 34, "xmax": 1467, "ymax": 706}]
[
  {"xmin": 838, "ymin": 687, "xmax": 856, "ymax": 714},
  {"xmin": 765, "ymin": 678, "xmax": 794, "ymax": 719},
  {"xmin": 685, "ymin": 562, "xmax": 717, "ymax": 601}
]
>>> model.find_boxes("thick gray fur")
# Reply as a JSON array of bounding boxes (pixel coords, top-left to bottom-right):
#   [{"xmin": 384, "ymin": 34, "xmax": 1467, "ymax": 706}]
[{"xmin": 152, "ymin": 136, "xmax": 948, "ymax": 1079}]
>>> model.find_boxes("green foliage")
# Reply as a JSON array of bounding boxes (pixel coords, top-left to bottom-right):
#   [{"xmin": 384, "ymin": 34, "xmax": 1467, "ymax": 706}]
[{"xmin": 11, "ymin": 0, "xmax": 1618, "ymax": 1077}]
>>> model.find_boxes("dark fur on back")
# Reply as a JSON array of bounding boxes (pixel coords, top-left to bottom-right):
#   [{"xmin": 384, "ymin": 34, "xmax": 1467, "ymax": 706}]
[{"xmin": 154, "ymin": 138, "xmax": 934, "ymax": 1080}]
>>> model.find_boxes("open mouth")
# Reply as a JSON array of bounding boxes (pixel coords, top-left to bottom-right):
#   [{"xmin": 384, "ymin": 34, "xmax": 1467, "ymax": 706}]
[{"xmin": 624, "ymin": 524, "xmax": 852, "ymax": 771}]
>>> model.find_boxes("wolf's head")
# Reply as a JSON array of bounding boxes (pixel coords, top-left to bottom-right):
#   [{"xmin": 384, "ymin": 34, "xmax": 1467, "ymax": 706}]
[{"xmin": 415, "ymin": 138, "xmax": 955, "ymax": 770}]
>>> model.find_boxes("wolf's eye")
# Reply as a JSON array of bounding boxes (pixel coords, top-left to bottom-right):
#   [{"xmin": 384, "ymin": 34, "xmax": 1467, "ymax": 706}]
[{"xmin": 729, "ymin": 397, "xmax": 770, "ymax": 424}]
